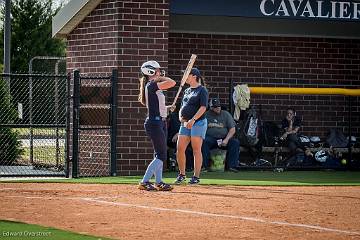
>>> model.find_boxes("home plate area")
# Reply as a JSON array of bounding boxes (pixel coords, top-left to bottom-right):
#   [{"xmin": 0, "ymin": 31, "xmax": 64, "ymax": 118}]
[{"xmin": 0, "ymin": 183, "xmax": 359, "ymax": 240}]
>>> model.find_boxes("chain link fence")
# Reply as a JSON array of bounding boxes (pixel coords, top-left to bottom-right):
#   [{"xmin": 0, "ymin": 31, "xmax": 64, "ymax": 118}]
[
  {"xmin": 0, "ymin": 73, "xmax": 69, "ymax": 176},
  {"xmin": 70, "ymin": 70, "xmax": 118, "ymax": 177}
]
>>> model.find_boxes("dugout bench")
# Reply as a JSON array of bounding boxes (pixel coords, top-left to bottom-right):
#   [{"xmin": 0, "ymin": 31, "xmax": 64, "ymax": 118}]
[{"xmin": 238, "ymin": 145, "xmax": 360, "ymax": 170}]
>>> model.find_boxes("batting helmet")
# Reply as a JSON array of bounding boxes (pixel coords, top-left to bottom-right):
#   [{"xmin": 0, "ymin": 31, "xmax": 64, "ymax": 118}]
[
  {"xmin": 141, "ymin": 60, "xmax": 161, "ymax": 76},
  {"xmin": 315, "ymin": 150, "xmax": 327, "ymax": 162}
]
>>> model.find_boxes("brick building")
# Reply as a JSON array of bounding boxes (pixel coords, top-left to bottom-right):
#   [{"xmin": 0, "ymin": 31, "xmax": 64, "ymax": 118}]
[{"xmin": 53, "ymin": 0, "xmax": 360, "ymax": 175}]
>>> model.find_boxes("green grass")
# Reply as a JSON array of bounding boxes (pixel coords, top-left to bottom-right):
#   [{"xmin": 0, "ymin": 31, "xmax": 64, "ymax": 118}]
[
  {"xmin": 20, "ymin": 146, "xmax": 64, "ymax": 164},
  {"xmin": 2, "ymin": 171, "xmax": 360, "ymax": 186},
  {"xmin": 0, "ymin": 220, "xmax": 112, "ymax": 240},
  {"xmin": 13, "ymin": 127, "xmax": 65, "ymax": 165},
  {"xmin": 14, "ymin": 128, "xmax": 65, "ymax": 137}
]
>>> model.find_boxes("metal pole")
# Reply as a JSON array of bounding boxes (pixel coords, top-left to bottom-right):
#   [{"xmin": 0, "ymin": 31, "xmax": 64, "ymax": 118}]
[
  {"xmin": 3, "ymin": 0, "xmax": 11, "ymax": 105},
  {"xmin": 28, "ymin": 59, "xmax": 34, "ymax": 164},
  {"xmin": 65, "ymin": 72, "xmax": 71, "ymax": 178},
  {"xmin": 3, "ymin": 0, "xmax": 11, "ymax": 75},
  {"xmin": 348, "ymin": 96, "xmax": 352, "ymax": 163},
  {"xmin": 110, "ymin": 69, "xmax": 118, "ymax": 176},
  {"xmin": 72, "ymin": 70, "xmax": 80, "ymax": 178}
]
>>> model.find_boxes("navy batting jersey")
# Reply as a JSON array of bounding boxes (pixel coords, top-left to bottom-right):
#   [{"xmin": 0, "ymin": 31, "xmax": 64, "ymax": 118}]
[
  {"xmin": 145, "ymin": 81, "xmax": 167, "ymax": 119},
  {"xmin": 180, "ymin": 85, "xmax": 208, "ymax": 121}
]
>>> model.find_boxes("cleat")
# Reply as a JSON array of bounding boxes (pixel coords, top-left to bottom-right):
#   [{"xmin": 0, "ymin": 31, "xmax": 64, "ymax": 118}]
[
  {"xmin": 188, "ymin": 176, "xmax": 200, "ymax": 185},
  {"xmin": 156, "ymin": 182, "xmax": 174, "ymax": 191},
  {"xmin": 174, "ymin": 174, "xmax": 186, "ymax": 185},
  {"xmin": 138, "ymin": 182, "xmax": 157, "ymax": 191}
]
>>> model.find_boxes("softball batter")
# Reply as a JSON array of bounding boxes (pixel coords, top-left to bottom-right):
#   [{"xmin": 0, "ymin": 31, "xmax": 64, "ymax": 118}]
[{"xmin": 138, "ymin": 60, "xmax": 176, "ymax": 191}]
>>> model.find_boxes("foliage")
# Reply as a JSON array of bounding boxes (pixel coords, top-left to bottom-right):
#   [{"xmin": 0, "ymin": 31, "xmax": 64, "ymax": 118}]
[
  {"xmin": 0, "ymin": 127, "xmax": 23, "ymax": 165},
  {"xmin": 0, "ymin": 78, "xmax": 22, "ymax": 165},
  {"xmin": 0, "ymin": 78, "xmax": 16, "ymax": 123},
  {"xmin": 0, "ymin": 0, "xmax": 66, "ymax": 73}
]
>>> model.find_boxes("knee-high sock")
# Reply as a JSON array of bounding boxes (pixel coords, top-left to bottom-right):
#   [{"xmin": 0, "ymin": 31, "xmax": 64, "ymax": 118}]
[
  {"xmin": 154, "ymin": 160, "xmax": 163, "ymax": 184},
  {"xmin": 142, "ymin": 158, "xmax": 162, "ymax": 183}
]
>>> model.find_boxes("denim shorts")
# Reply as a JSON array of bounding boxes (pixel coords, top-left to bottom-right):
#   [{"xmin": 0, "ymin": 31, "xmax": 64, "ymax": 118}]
[{"xmin": 179, "ymin": 118, "xmax": 207, "ymax": 139}]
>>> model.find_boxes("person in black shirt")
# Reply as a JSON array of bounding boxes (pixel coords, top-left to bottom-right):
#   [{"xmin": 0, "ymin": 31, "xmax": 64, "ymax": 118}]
[
  {"xmin": 280, "ymin": 107, "xmax": 302, "ymax": 155},
  {"xmin": 174, "ymin": 68, "xmax": 208, "ymax": 185}
]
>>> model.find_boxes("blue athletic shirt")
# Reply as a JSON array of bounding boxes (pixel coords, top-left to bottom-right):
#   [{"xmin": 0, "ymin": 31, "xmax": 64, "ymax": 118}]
[
  {"xmin": 145, "ymin": 81, "xmax": 167, "ymax": 119},
  {"xmin": 180, "ymin": 85, "xmax": 208, "ymax": 121}
]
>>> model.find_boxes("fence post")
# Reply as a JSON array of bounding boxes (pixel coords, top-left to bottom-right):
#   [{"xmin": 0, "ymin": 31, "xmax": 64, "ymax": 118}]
[
  {"xmin": 110, "ymin": 69, "xmax": 118, "ymax": 176},
  {"xmin": 72, "ymin": 70, "xmax": 80, "ymax": 178},
  {"xmin": 348, "ymin": 96, "xmax": 352, "ymax": 163},
  {"xmin": 65, "ymin": 72, "xmax": 71, "ymax": 178},
  {"xmin": 29, "ymin": 63, "xmax": 34, "ymax": 164}
]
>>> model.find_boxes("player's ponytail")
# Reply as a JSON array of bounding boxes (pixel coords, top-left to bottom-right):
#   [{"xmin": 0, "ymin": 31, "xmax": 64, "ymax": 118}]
[{"xmin": 138, "ymin": 76, "xmax": 148, "ymax": 106}]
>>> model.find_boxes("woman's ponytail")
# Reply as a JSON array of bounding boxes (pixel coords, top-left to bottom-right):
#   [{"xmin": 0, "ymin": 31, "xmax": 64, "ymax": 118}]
[{"xmin": 138, "ymin": 76, "xmax": 148, "ymax": 106}]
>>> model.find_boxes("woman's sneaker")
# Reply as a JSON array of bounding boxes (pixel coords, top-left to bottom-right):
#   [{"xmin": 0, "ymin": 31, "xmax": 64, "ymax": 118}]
[
  {"xmin": 174, "ymin": 174, "xmax": 186, "ymax": 184},
  {"xmin": 156, "ymin": 182, "xmax": 174, "ymax": 191},
  {"xmin": 138, "ymin": 181, "xmax": 157, "ymax": 191},
  {"xmin": 188, "ymin": 176, "xmax": 200, "ymax": 185}
]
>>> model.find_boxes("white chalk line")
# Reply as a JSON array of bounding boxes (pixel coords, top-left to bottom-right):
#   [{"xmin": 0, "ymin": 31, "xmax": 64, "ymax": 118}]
[
  {"xmin": 3, "ymin": 194, "xmax": 358, "ymax": 236},
  {"xmin": 0, "ymin": 187, "xmax": 99, "ymax": 192},
  {"xmin": 82, "ymin": 198, "xmax": 360, "ymax": 236}
]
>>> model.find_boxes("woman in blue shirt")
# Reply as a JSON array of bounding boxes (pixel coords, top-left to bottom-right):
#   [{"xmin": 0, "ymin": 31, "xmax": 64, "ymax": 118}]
[
  {"xmin": 138, "ymin": 60, "xmax": 176, "ymax": 191},
  {"xmin": 175, "ymin": 68, "xmax": 208, "ymax": 185}
]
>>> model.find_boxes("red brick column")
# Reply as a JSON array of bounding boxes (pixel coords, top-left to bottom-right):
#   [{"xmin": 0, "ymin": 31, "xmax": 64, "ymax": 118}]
[
  {"xmin": 67, "ymin": 0, "xmax": 119, "ymax": 73},
  {"xmin": 66, "ymin": 0, "xmax": 170, "ymax": 176},
  {"xmin": 116, "ymin": 0, "xmax": 170, "ymax": 175}
]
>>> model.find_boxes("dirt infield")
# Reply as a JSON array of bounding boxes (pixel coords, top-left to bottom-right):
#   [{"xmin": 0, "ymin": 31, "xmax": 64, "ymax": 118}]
[{"xmin": 0, "ymin": 183, "xmax": 359, "ymax": 240}]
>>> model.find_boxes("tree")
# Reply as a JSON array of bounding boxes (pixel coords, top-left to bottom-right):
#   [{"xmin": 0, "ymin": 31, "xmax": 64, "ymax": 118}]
[
  {"xmin": 0, "ymin": 0, "xmax": 66, "ymax": 165},
  {"xmin": 0, "ymin": 0, "xmax": 66, "ymax": 73},
  {"xmin": 0, "ymin": 78, "xmax": 22, "ymax": 165}
]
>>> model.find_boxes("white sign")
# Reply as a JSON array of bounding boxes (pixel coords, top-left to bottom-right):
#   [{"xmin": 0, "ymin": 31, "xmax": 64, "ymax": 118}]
[{"xmin": 18, "ymin": 103, "xmax": 23, "ymax": 120}]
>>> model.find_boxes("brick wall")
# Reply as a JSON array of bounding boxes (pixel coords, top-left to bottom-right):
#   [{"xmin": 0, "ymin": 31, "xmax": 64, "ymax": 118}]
[
  {"xmin": 168, "ymin": 33, "xmax": 360, "ymax": 139},
  {"xmin": 116, "ymin": 0, "xmax": 170, "ymax": 175},
  {"xmin": 66, "ymin": 0, "xmax": 119, "ymax": 73},
  {"xmin": 65, "ymin": 1, "xmax": 359, "ymax": 176},
  {"xmin": 66, "ymin": 0, "xmax": 170, "ymax": 175}
]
